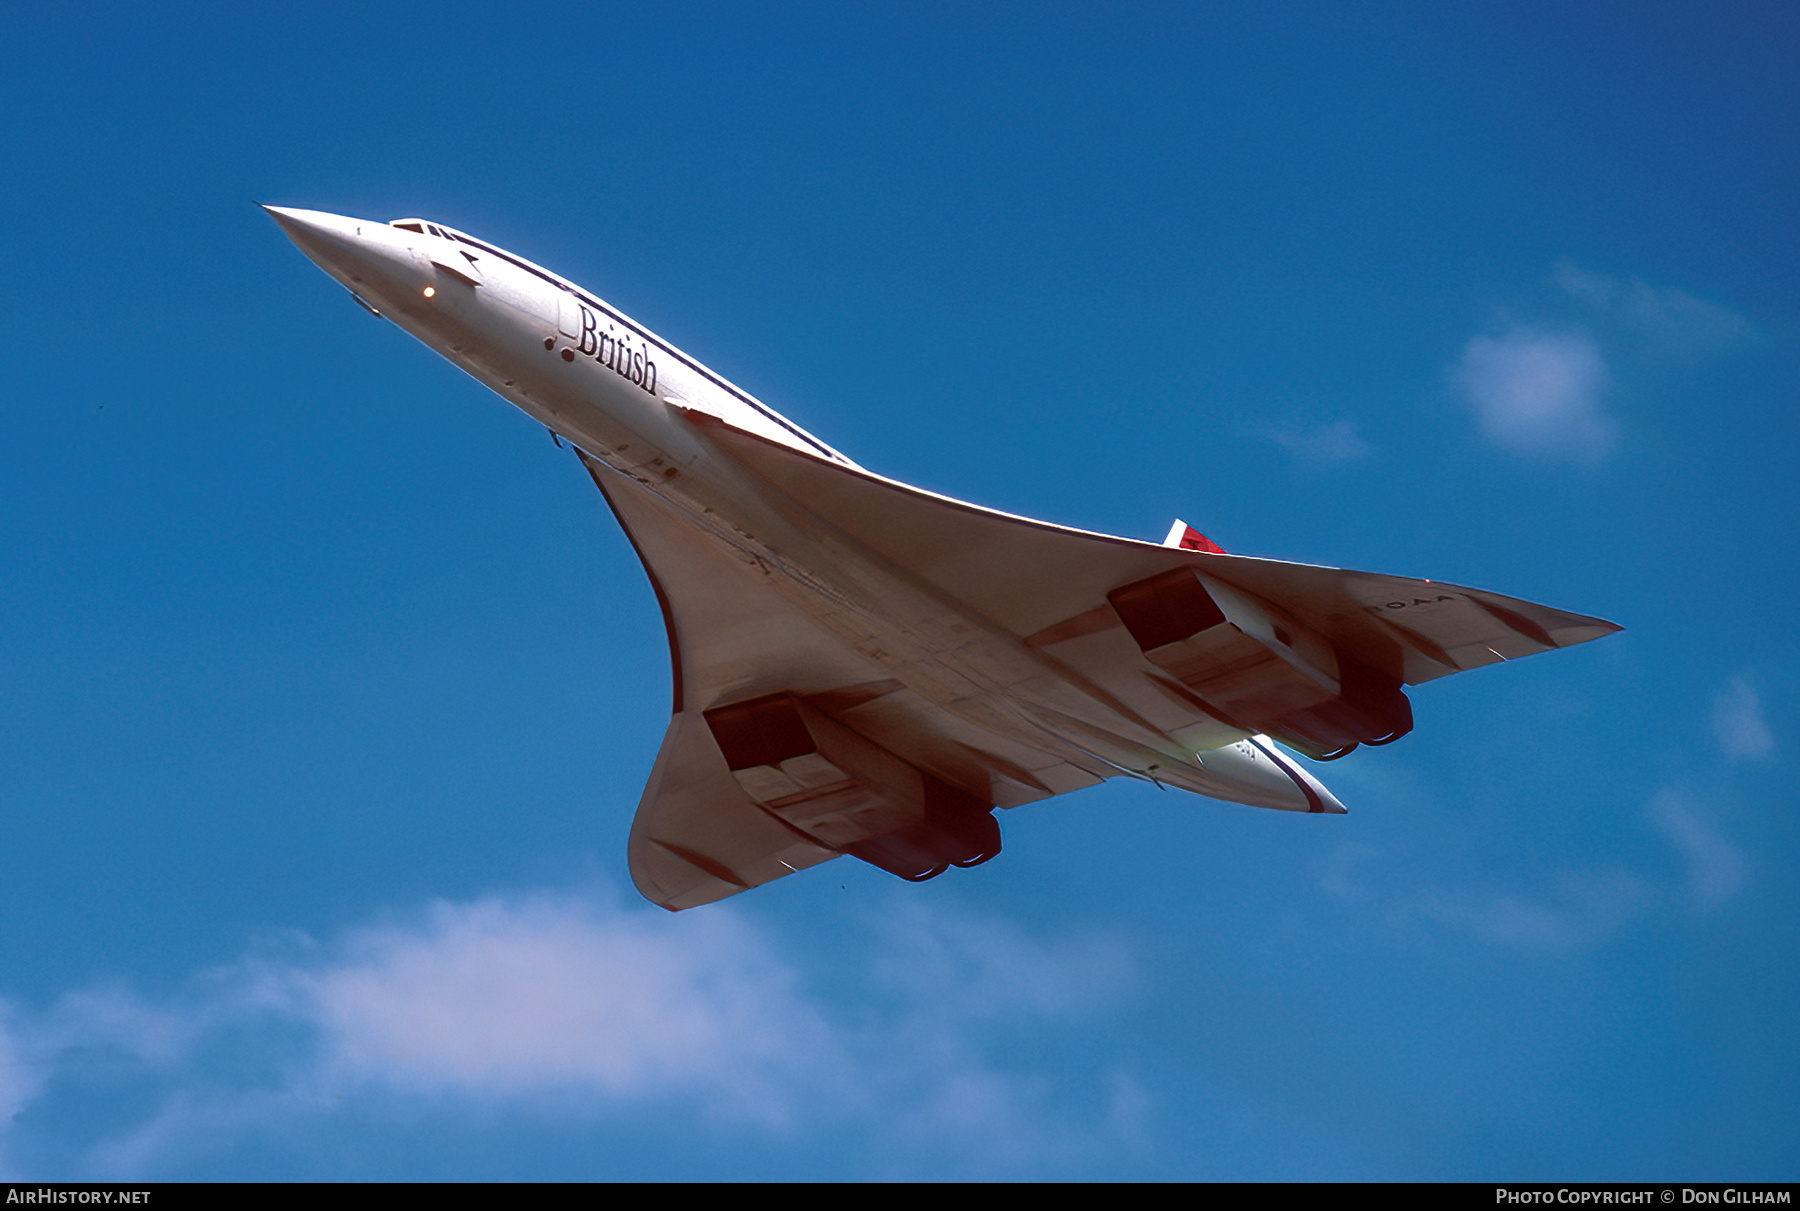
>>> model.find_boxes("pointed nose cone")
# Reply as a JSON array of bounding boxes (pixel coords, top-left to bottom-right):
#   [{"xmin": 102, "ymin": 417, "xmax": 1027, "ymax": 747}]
[
  {"xmin": 264, "ymin": 205, "xmax": 426, "ymax": 315},
  {"xmin": 262, "ymin": 205, "xmax": 368, "ymax": 278}
]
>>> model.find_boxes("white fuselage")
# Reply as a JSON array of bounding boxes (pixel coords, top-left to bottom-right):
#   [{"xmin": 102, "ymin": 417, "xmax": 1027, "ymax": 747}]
[{"xmin": 271, "ymin": 210, "xmax": 845, "ymax": 473}]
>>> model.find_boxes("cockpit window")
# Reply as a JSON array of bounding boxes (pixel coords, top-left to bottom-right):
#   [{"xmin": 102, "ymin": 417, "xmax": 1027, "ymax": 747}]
[{"xmin": 389, "ymin": 220, "xmax": 462, "ymax": 243}]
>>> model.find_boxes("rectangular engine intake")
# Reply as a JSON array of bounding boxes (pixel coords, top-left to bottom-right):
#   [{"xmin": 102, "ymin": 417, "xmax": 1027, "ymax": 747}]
[
  {"xmin": 703, "ymin": 694, "xmax": 1000, "ymax": 879},
  {"xmin": 1107, "ymin": 569, "xmax": 1411, "ymax": 756}
]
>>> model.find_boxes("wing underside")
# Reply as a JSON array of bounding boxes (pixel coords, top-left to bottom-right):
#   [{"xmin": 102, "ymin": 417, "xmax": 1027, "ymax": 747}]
[{"xmin": 582, "ymin": 422, "xmax": 1618, "ymax": 910}]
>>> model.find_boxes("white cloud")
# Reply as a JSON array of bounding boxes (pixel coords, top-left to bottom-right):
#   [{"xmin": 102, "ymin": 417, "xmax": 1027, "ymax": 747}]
[
  {"xmin": 1321, "ymin": 778, "xmax": 1754, "ymax": 943},
  {"xmin": 1452, "ymin": 328, "xmax": 1615, "ymax": 461},
  {"xmin": 0, "ymin": 1005, "xmax": 49, "ymax": 1181},
  {"xmin": 1319, "ymin": 841, "xmax": 1657, "ymax": 951},
  {"xmin": 0, "ymin": 1007, "xmax": 43, "ymax": 1125},
  {"xmin": 1263, "ymin": 420, "xmax": 1372, "ymax": 464},
  {"xmin": 1318, "ymin": 727, "xmax": 1765, "ymax": 945},
  {"xmin": 0, "ymin": 886, "xmax": 1140, "ymax": 1180},
  {"xmin": 1553, "ymin": 265, "xmax": 1754, "ymax": 355},
  {"xmin": 1650, "ymin": 790, "xmax": 1748, "ymax": 909},
  {"xmin": 1711, "ymin": 676, "xmax": 1775, "ymax": 761},
  {"xmin": 1418, "ymin": 869, "xmax": 1656, "ymax": 950},
  {"xmin": 867, "ymin": 898, "xmax": 1133, "ymax": 1020},
  {"xmin": 1450, "ymin": 267, "xmax": 1749, "ymax": 462},
  {"xmin": 294, "ymin": 894, "xmax": 837, "ymax": 1126}
]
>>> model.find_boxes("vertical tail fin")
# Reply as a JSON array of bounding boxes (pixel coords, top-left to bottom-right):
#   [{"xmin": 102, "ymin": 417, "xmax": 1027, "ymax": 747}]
[{"xmin": 1162, "ymin": 518, "xmax": 1225, "ymax": 554}]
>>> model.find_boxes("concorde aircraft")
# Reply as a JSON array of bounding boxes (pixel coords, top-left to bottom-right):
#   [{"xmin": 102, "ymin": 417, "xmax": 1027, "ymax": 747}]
[{"xmin": 266, "ymin": 206, "xmax": 1619, "ymax": 911}]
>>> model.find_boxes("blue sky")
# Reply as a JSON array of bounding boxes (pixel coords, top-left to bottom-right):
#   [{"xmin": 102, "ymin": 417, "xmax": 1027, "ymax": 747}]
[{"xmin": 3, "ymin": 0, "xmax": 1796, "ymax": 1180}]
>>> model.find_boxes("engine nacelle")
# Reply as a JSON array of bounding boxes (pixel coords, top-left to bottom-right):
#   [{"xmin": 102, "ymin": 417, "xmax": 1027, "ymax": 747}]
[
  {"xmin": 1107, "ymin": 569, "xmax": 1412, "ymax": 758},
  {"xmin": 703, "ymin": 694, "xmax": 1001, "ymax": 880}
]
